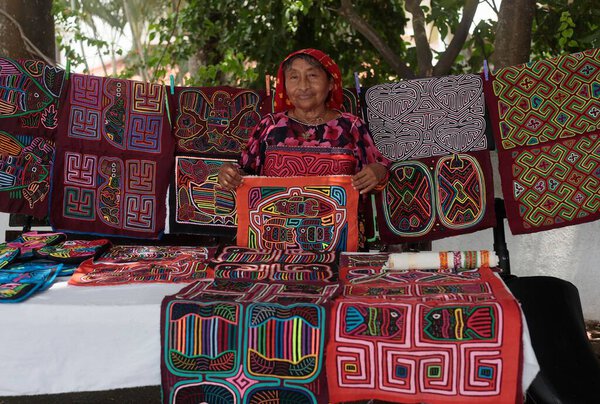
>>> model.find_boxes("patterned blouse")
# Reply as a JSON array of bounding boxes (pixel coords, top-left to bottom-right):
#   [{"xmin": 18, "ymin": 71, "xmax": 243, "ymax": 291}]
[{"xmin": 241, "ymin": 111, "xmax": 390, "ymax": 175}]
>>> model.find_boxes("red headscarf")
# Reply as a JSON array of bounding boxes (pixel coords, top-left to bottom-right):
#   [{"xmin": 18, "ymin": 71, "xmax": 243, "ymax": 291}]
[{"xmin": 273, "ymin": 48, "xmax": 344, "ymax": 113}]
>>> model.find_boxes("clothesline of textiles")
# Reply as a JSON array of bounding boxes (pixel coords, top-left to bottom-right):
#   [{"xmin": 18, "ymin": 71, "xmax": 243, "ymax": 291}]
[{"xmin": 1, "ymin": 48, "xmax": 599, "ymax": 244}]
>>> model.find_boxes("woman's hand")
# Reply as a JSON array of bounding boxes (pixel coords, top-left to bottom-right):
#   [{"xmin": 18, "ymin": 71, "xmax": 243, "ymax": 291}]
[
  {"xmin": 217, "ymin": 163, "xmax": 244, "ymax": 191},
  {"xmin": 352, "ymin": 163, "xmax": 388, "ymax": 194}
]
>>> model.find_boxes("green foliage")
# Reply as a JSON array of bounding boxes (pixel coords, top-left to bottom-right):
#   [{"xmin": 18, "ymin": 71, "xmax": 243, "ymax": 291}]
[{"xmin": 532, "ymin": 1, "xmax": 600, "ymax": 59}]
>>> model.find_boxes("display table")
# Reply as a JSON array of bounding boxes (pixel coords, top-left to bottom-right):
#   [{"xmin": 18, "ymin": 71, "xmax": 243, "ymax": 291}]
[
  {"xmin": 0, "ymin": 277, "xmax": 540, "ymax": 397},
  {"xmin": 0, "ymin": 278, "xmax": 184, "ymax": 396}
]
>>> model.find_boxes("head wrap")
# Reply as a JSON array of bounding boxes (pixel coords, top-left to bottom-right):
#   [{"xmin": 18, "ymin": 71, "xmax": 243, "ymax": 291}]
[{"xmin": 274, "ymin": 48, "xmax": 343, "ymax": 113}]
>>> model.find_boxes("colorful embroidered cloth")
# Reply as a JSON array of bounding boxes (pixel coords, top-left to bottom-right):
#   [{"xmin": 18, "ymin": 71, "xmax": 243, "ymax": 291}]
[
  {"xmin": 33, "ymin": 239, "xmax": 111, "ymax": 264},
  {"xmin": 170, "ymin": 155, "xmax": 238, "ymax": 235},
  {"xmin": 95, "ymin": 245, "xmax": 216, "ymax": 264},
  {"xmin": 161, "ymin": 278, "xmax": 339, "ymax": 403},
  {"xmin": 236, "ymin": 176, "xmax": 359, "ymax": 252},
  {"xmin": 0, "ymin": 245, "xmax": 19, "ymax": 269},
  {"xmin": 50, "ymin": 73, "xmax": 174, "ymax": 238},
  {"xmin": 376, "ymin": 151, "xmax": 495, "ymax": 242},
  {"xmin": 6, "ymin": 231, "xmax": 66, "ymax": 259},
  {"xmin": 0, "ymin": 132, "xmax": 55, "ymax": 217},
  {"xmin": 484, "ymin": 48, "xmax": 600, "ymax": 234},
  {"xmin": 364, "ymin": 74, "xmax": 488, "ymax": 161},
  {"xmin": 0, "ymin": 58, "xmax": 65, "ymax": 137},
  {"xmin": 328, "ymin": 260, "xmax": 523, "ymax": 403},
  {"xmin": 0, "ymin": 263, "xmax": 62, "ymax": 303},
  {"xmin": 262, "ymin": 146, "xmax": 357, "ymax": 177},
  {"xmin": 172, "ymin": 86, "xmax": 269, "ymax": 155},
  {"xmin": 209, "ymin": 246, "xmax": 338, "ymax": 283}
]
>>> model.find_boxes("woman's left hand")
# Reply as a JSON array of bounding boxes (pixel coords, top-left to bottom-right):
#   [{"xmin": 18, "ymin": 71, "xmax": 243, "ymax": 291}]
[{"xmin": 352, "ymin": 163, "xmax": 388, "ymax": 194}]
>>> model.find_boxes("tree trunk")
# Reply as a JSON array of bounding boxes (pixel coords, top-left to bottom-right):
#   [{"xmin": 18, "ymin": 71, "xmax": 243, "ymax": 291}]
[
  {"xmin": 491, "ymin": 0, "xmax": 536, "ymax": 68},
  {"xmin": 0, "ymin": 0, "xmax": 55, "ymax": 61}
]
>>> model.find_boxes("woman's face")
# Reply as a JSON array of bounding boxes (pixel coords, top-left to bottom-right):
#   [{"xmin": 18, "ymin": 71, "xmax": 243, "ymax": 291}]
[{"xmin": 284, "ymin": 57, "xmax": 333, "ymax": 113}]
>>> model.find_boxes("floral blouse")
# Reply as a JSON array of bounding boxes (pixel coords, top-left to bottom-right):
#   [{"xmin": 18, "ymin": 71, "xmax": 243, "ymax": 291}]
[{"xmin": 241, "ymin": 111, "xmax": 390, "ymax": 175}]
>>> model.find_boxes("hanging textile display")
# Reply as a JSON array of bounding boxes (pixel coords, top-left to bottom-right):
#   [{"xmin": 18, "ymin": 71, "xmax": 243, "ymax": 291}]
[
  {"xmin": 169, "ymin": 155, "xmax": 238, "ymax": 235},
  {"xmin": 262, "ymin": 146, "xmax": 357, "ymax": 177},
  {"xmin": 161, "ymin": 277, "xmax": 339, "ymax": 404},
  {"xmin": 376, "ymin": 151, "xmax": 496, "ymax": 242},
  {"xmin": 172, "ymin": 86, "xmax": 270, "ymax": 155},
  {"xmin": 484, "ymin": 48, "xmax": 600, "ymax": 234},
  {"xmin": 341, "ymin": 87, "xmax": 363, "ymax": 119},
  {"xmin": 328, "ymin": 253, "xmax": 523, "ymax": 404},
  {"xmin": 0, "ymin": 59, "xmax": 65, "ymax": 217},
  {"xmin": 0, "ymin": 58, "xmax": 65, "ymax": 136},
  {"xmin": 33, "ymin": 239, "xmax": 111, "ymax": 263},
  {"xmin": 50, "ymin": 73, "xmax": 174, "ymax": 238},
  {"xmin": 236, "ymin": 175, "xmax": 359, "ymax": 252},
  {"xmin": 364, "ymin": 74, "xmax": 488, "ymax": 161},
  {"xmin": 0, "ymin": 263, "xmax": 62, "ymax": 303}
]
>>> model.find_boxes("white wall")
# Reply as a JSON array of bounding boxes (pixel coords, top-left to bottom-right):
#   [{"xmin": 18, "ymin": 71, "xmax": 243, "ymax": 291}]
[{"xmin": 433, "ymin": 221, "xmax": 600, "ymax": 321}]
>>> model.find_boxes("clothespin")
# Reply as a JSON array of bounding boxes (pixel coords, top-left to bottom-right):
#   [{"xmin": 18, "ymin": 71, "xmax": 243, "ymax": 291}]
[
  {"xmin": 65, "ymin": 58, "xmax": 71, "ymax": 80},
  {"xmin": 265, "ymin": 74, "xmax": 271, "ymax": 97},
  {"xmin": 354, "ymin": 71, "xmax": 361, "ymax": 95},
  {"xmin": 169, "ymin": 74, "xmax": 175, "ymax": 95},
  {"xmin": 483, "ymin": 59, "xmax": 489, "ymax": 81}
]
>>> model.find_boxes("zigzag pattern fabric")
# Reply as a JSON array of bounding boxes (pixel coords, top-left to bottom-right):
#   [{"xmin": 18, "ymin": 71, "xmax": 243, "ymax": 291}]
[{"xmin": 485, "ymin": 48, "xmax": 600, "ymax": 233}]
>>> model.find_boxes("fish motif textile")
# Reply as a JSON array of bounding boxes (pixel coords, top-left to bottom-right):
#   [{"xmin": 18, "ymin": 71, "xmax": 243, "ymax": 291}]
[
  {"xmin": 327, "ymin": 264, "xmax": 523, "ymax": 403},
  {"xmin": 236, "ymin": 176, "xmax": 359, "ymax": 252},
  {"xmin": 376, "ymin": 151, "xmax": 495, "ymax": 242},
  {"xmin": 161, "ymin": 279, "xmax": 339, "ymax": 404},
  {"xmin": 0, "ymin": 263, "xmax": 62, "ymax": 303},
  {"xmin": 172, "ymin": 86, "xmax": 270, "ymax": 155},
  {"xmin": 170, "ymin": 155, "xmax": 237, "ymax": 235},
  {"xmin": 485, "ymin": 49, "xmax": 600, "ymax": 234},
  {"xmin": 0, "ymin": 132, "xmax": 55, "ymax": 217},
  {"xmin": 51, "ymin": 73, "xmax": 174, "ymax": 238},
  {"xmin": 69, "ymin": 246, "xmax": 215, "ymax": 286},
  {"xmin": 364, "ymin": 74, "xmax": 487, "ymax": 161},
  {"xmin": 0, "ymin": 58, "xmax": 65, "ymax": 136}
]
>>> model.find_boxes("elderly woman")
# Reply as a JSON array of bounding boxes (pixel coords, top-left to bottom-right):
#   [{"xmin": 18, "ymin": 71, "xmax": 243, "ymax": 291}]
[{"xmin": 217, "ymin": 48, "xmax": 389, "ymax": 193}]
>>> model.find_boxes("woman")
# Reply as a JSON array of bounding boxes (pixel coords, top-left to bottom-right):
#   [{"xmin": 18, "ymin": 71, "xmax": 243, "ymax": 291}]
[{"xmin": 217, "ymin": 48, "xmax": 389, "ymax": 193}]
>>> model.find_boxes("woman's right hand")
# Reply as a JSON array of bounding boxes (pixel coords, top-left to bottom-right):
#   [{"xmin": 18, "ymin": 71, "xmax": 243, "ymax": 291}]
[{"xmin": 217, "ymin": 162, "xmax": 244, "ymax": 191}]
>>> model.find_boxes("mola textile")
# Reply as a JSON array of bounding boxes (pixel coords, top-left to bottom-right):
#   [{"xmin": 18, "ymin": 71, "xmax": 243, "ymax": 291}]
[
  {"xmin": 160, "ymin": 277, "xmax": 339, "ymax": 404},
  {"xmin": 6, "ymin": 231, "xmax": 66, "ymax": 259},
  {"xmin": 51, "ymin": 73, "xmax": 174, "ymax": 238},
  {"xmin": 69, "ymin": 246, "xmax": 215, "ymax": 286},
  {"xmin": 0, "ymin": 263, "xmax": 62, "ymax": 303},
  {"xmin": 33, "ymin": 239, "xmax": 111, "ymax": 264},
  {"xmin": 236, "ymin": 175, "xmax": 359, "ymax": 252},
  {"xmin": 172, "ymin": 86, "xmax": 270, "ymax": 155},
  {"xmin": 385, "ymin": 250, "xmax": 499, "ymax": 271},
  {"xmin": 0, "ymin": 58, "xmax": 65, "ymax": 137},
  {"xmin": 364, "ymin": 74, "xmax": 488, "ymax": 161},
  {"xmin": 484, "ymin": 48, "xmax": 600, "ymax": 234},
  {"xmin": 376, "ymin": 151, "xmax": 495, "ymax": 242},
  {"xmin": 170, "ymin": 155, "xmax": 238, "ymax": 235},
  {"xmin": 328, "ymin": 259, "xmax": 523, "ymax": 403}
]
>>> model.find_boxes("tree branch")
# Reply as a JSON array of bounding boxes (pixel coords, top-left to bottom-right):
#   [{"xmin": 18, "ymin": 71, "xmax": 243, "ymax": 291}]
[
  {"xmin": 0, "ymin": 8, "xmax": 56, "ymax": 65},
  {"xmin": 405, "ymin": 0, "xmax": 433, "ymax": 77},
  {"xmin": 337, "ymin": 0, "xmax": 415, "ymax": 80},
  {"xmin": 433, "ymin": 0, "xmax": 479, "ymax": 76}
]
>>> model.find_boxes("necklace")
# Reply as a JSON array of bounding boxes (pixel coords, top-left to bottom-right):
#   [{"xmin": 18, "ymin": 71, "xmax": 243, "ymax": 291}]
[{"xmin": 289, "ymin": 110, "xmax": 327, "ymax": 126}]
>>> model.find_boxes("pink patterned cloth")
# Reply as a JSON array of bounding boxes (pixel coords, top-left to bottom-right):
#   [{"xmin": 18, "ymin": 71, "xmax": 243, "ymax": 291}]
[{"xmin": 241, "ymin": 111, "xmax": 389, "ymax": 175}]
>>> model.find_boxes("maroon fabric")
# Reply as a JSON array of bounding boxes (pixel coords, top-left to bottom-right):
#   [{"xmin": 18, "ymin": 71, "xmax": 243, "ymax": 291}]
[
  {"xmin": 376, "ymin": 151, "xmax": 496, "ymax": 242},
  {"xmin": 50, "ymin": 74, "xmax": 174, "ymax": 238},
  {"xmin": 262, "ymin": 146, "xmax": 357, "ymax": 176}
]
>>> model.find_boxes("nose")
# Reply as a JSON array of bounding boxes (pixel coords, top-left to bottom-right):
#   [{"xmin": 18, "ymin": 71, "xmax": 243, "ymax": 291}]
[{"xmin": 297, "ymin": 75, "xmax": 309, "ymax": 90}]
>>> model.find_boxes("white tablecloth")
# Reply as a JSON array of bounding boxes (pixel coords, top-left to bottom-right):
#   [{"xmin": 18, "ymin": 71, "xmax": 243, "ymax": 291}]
[
  {"xmin": 0, "ymin": 277, "xmax": 540, "ymax": 396},
  {"xmin": 0, "ymin": 278, "xmax": 184, "ymax": 396}
]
